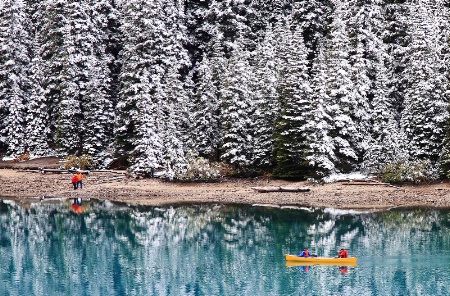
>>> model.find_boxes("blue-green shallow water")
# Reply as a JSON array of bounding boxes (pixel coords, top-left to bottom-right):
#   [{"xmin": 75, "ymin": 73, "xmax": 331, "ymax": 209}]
[{"xmin": 1, "ymin": 199, "xmax": 450, "ymax": 296}]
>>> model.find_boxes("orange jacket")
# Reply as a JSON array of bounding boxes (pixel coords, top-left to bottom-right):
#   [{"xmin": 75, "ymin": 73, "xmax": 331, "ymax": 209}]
[
  {"xmin": 72, "ymin": 204, "xmax": 84, "ymax": 214},
  {"xmin": 76, "ymin": 173, "xmax": 83, "ymax": 180}
]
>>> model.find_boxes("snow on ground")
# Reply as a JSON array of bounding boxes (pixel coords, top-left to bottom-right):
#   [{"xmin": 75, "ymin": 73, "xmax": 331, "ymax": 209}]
[
  {"xmin": 323, "ymin": 208, "xmax": 378, "ymax": 216},
  {"xmin": 323, "ymin": 172, "xmax": 374, "ymax": 183}
]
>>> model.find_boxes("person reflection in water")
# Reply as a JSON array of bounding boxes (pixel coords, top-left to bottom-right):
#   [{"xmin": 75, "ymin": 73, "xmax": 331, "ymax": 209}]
[
  {"xmin": 299, "ymin": 266, "xmax": 310, "ymax": 273},
  {"xmin": 339, "ymin": 266, "xmax": 348, "ymax": 274},
  {"xmin": 71, "ymin": 198, "xmax": 84, "ymax": 214}
]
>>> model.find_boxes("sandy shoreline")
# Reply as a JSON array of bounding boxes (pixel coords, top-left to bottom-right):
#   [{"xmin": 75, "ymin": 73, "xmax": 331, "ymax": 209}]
[{"xmin": 2, "ymin": 168, "xmax": 450, "ymax": 210}]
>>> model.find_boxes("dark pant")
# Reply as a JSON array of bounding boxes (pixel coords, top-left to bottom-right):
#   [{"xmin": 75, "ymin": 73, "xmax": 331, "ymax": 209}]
[
  {"xmin": 77, "ymin": 180, "xmax": 82, "ymax": 189},
  {"xmin": 73, "ymin": 182, "xmax": 77, "ymax": 190}
]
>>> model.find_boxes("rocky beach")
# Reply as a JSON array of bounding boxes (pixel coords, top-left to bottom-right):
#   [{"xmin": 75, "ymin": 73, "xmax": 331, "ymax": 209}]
[{"xmin": 1, "ymin": 158, "xmax": 450, "ymax": 210}]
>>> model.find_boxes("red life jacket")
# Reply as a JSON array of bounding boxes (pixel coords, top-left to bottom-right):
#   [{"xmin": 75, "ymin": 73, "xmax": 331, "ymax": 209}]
[
  {"xmin": 339, "ymin": 249, "xmax": 348, "ymax": 258},
  {"xmin": 304, "ymin": 250, "xmax": 310, "ymax": 257}
]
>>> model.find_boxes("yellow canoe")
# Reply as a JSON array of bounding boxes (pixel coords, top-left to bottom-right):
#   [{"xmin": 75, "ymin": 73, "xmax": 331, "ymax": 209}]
[
  {"xmin": 285, "ymin": 254, "xmax": 357, "ymax": 266},
  {"xmin": 286, "ymin": 260, "xmax": 357, "ymax": 267}
]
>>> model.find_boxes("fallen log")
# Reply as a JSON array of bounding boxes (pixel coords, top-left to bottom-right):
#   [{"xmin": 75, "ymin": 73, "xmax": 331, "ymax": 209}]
[
  {"xmin": 89, "ymin": 170, "xmax": 113, "ymax": 173},
  {"xmin": 67, "ymin": 169, "xmax": 90, "ymax": 174},
  {"xmin": 251, "ymin": 186, "xmax": 311, "ymax": 193},
  {"xmin": 19, "ymin": 169, "xmax": 42, "ymax": 173},
  {"xmin": 41, "ymin": 169, "xmax": 69, "ymax": 174},
  {"xmin": 96, "ymin": 176, "xmax": 127, "ymax": 183},
  {"xmin": 89, "ymin": 170, "xmax": 127, "ymax": 175},
  {"xmin": 40, "ymin": 168, "xmax": 90, "ymax": 174}
]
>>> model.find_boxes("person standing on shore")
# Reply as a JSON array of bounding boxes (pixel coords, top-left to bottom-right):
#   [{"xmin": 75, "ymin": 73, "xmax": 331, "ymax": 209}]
[
  {"xmin": 76, "ymin": 172, "xmax": 83, "ymax": 189},
  {"xmin": 71, "ymin": 173, "xmax": 79, "ymax": 190}
]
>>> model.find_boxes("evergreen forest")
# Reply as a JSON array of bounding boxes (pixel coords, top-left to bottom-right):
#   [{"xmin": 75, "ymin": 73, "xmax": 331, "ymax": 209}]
[{"xmin": 0, "ymin": 0, "xmax": 449, "ymax": 180}]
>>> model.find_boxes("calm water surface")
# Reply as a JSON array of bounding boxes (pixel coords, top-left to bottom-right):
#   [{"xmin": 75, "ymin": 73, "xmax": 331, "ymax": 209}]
[{"xmin": 0, "ymin": 198, "xmax": 449, "ymax": 296}]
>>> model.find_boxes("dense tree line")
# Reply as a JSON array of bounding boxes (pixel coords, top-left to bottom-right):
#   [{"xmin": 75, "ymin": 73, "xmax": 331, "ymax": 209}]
[{"xmin": 0, "ymin": 0, "xmax": 449, "ymax": 179}]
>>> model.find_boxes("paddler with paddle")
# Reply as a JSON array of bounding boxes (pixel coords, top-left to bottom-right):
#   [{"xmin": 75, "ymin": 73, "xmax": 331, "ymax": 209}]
[
  {"xmin": 298, "ymin": 248, "xmax": 311, "ymax": 257},
  {"xmin": 336, "ymin": 248, "xmax": 348, "ymax": 258}
]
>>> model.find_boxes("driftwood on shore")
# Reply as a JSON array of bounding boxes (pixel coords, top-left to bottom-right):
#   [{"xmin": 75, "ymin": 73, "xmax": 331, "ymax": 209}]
[
  {"xmin": 95, "ymin": 176, "xmax": 127, "ymax": 183},
  {"xmin": 39, "ymin": 168, "xmax": 91, "ymax": 174},
  {"xmin": 251, "ymin": 186, "xmax": 311, "ymax": 193},
  {"xmin": 41, "ymin": 169, "xmax": 71, "ymax": 174}
]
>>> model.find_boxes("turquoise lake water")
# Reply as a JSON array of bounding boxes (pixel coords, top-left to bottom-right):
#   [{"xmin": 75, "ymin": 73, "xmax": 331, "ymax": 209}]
[{"xmin": 0, "ymin": 198, "xmax": 449, "ymax": 296}]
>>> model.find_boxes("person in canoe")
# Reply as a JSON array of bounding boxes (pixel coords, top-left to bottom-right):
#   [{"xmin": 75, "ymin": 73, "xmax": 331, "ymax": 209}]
[
  {"xmin": 337, "ymin": 248, "xmax": 348, "ymax": 258},
  {"xmin": 298, "ymin": 248, "xmax": 311, "ymax": 257}
]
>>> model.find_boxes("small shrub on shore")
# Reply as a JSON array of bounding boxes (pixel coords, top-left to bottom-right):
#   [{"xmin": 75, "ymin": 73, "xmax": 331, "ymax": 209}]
[
  {"xmin": 379, "ymin": 159, "xmax": 439, "ymax": 184},
  {"xmin": 165, "ymin": 156, "xmax": 224, "ymax": 181},
  {"xmin": 64, "ymin": 155, "xmax": 96, "ymax": 170},
  {"xmin": 12, "ymin": 152, "xmax": 30, "ymax": 162}
]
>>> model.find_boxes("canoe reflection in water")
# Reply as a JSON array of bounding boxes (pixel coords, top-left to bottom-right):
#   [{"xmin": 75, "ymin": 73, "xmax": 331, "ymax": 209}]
[
  {"xmin": 71, "ymin": 197, "xmax": 84, "ymax": 214},
  {"xmin": 289, "ymin": 262, "xmax": 352, "ymax": 275}
]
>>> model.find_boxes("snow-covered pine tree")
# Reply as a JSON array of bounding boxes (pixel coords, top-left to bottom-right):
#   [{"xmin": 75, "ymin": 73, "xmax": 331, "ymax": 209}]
[
  {"xmin": 291, "ymin": 0, "xmax": 332, "ymax": 71},
  {"xmin": 382, "ymin": 0, "xmax": 410, "ymax": 145},
  {"xmin": 220, "ymin": 42, "xmax": 256, "ymax": 172},
  {"xmin": 272, "ymin": 18, "xmax": 313, "ymax": 179},
  {"xmin": 190, "ymin": 30, "xmax": 228, "ymax": 163},
  {"xmin": 55, "ymin": 16, "xmax": 83, "ymax": 155},
  {"xmin": 322, "ymin": 0, "xmax": 359, "ymax": 173},
  {"xmin": 205, "ymin": 0, "xmax": 256, "ymax": 56},
  {"xmin": 127, "ymin": 89, "xmax": 165, "ymax": 176},
  {"xmin": 117, "ymin": 0, "xmax": 191, "ymax": 176},
  {"xmin": 185, "ymin": 0, "xmax": 213, "ymax": 64},
  {"xmin": 0, "ymin": 0, "xmax": 33, "ymax": 157},
  {"xmin": 192, "ymin": 52, "xmax": 222, "ymax": 160},
  {"xmin": 80, "ymin": 0, "xmax": 118, "ymax": 167},
  {"xmin": 401, "ymin": 1, "xmax": 449, "ymax": 163},
  {"xmin": 437, "ymin": 0, "xmax": 450, "ymax": 175},
  {"xmin": 308, "ymin": 38, "xmax": 336, "ymax": 176},
  {"xmin": 352, "ymin": 0, "xmax": 407, "ymax": 172},
  {"xmin": 116, "ymin": 0, "xmax": 166, "ymax": 174},
  {"xmin": 159, "ymin": 0, "xmax": 191, "ymax": 180},
  {"xmin": 347, "ymin": 2, "xmax": 376, "ymax": 165},
  {"xmin": 26, "ymin": 35, "xmax": 52, "ymax": 157},
  {"xmin": 160, "ymin": 62, "xmax": 189, "ymax": 180},
  {"xmin": 51, "ymin": 0, "xmax": 115, "ymax": 162},
  {"xmin": 252, "ymin": 24, "xmax": 279, "ymax": 170},
  {"xmin": 32, "ymin": 0, "xmax": 68, "ymax": 152}
]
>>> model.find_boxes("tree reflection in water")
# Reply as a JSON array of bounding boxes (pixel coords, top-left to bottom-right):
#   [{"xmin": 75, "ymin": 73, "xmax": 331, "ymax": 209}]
[{"xmin": 0, "ymin": 200, "xmax": 449, "ymax": 295}]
